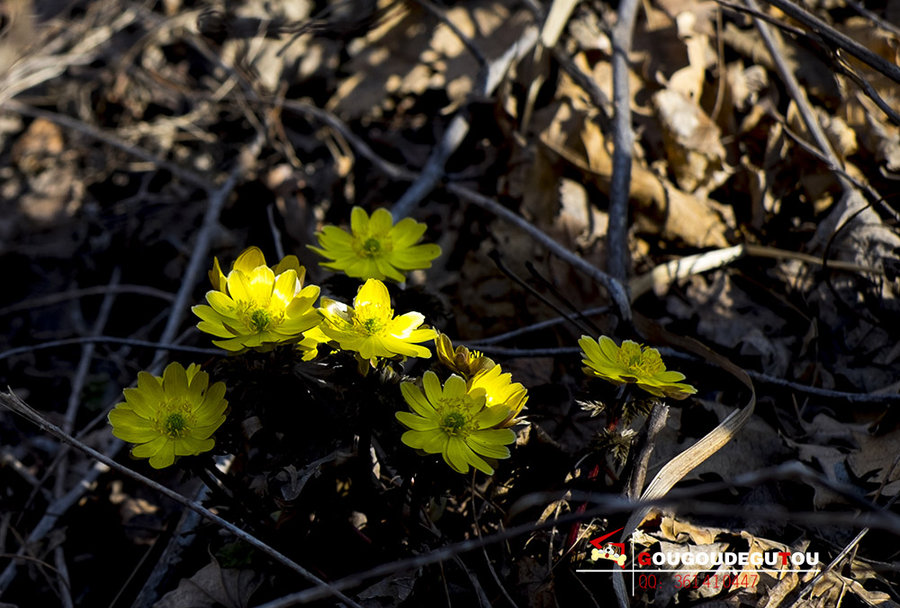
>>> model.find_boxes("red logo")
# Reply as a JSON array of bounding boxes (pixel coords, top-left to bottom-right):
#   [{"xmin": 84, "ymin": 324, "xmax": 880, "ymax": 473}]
[{"xmin": 589, "ymin": 527, "xmax": 626, "ymax": 568}]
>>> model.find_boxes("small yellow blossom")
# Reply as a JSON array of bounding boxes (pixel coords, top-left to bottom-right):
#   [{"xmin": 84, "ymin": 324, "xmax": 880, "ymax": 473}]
[
  {"xmin": 319, "ymin": 279, "xmax": 436, "ymax": 362},
  {"xmin": 579, "ymin": 335, "xmax": 696, "ymax": 400},
  {"xmin": 193, "ymin": 247, "xmax": 322, "ymax": 352},
  {"xmin": 309, "ymin": 207, "xmax": 441, "ymax": 282},
  {"xmin": 108, "ymin": 362, "xmax": 228, "ymax": 469},
  {"xmin": 468, "ymin": 364, "xmax": 528, "ymax": 428},
  {"xmin": 435, "ymin": 333, "xmax": 495, "ymax": 378},
  {"xmin": 396, "ymin": 372, "xmax": 516, "ymax": 475}
]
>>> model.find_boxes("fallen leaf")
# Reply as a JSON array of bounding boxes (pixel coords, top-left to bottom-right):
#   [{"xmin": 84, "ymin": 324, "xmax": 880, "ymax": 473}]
[{"xmin": 153, "ymin": 558, "xmax": 263, "ymax": 608}]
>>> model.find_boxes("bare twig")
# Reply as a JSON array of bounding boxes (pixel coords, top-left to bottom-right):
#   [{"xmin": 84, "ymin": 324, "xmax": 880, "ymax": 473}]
[
  {"xmin": 625, "ymin": 403, "xmax": 669, "ymax": 500},
  {"xmin": 150, "ymin": 129, "xmax": 265, "ymax": 368},
  {"xmin": 467, "ymin": 343, "xmax": 900, "ymax": 403},
  {"xmin": 60, "ymin": 269, "xmax": 120, "ymax": 436},
  {"xmin": 0, "ymin": 284, "xmax": 176, "ymax": 318},
  {"xmin": 2, "ymin": 100, "xmax": 211, "ymax": 190},
  {"xmin": 391, "ymin": 26, "xmax": 539, "ymax": 219},
  {"xmin": 844, "ymin": 0, "xmax": 900, "ymax": 38},
  {"xmin": 468, "ymin": 305, "xmax": 611, "ymax": 346},
  {"xmin": 413, "ymin": 0, "xmax": 487, "ymax": 67},
  {"xmin": 49, "ymin": 268, "xmax": 121, "ymax": 607},
  {"xmin": 447, "ymin": 183, "xmax": 632, "ymax": 321},
  {"xmin": 0, "ymin": 391, "xmax": 363, "ymax": 608},
  {"xmin": 0, "ymin": 337, "xmax": 220, "ymax": 362},
  {"xmin": 755, "ymin": 0, "xmax": 900, "ymax": 85},
  {"xmin": 470, "ymin": 476, "xmax": 520, "ymax": 608},
  {"xmin": 606, "ymin": 0, "xmax": 641, "ymax": 286},
  {"xmin": 742, "ymin": 0, "xmax": 869, "ymax": 254}
]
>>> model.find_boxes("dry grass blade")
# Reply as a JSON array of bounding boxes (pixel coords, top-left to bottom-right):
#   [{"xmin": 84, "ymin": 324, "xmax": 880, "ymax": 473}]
[{"xmin": 611, "ymin": 316, "xmax": 758, "ymax": 607}]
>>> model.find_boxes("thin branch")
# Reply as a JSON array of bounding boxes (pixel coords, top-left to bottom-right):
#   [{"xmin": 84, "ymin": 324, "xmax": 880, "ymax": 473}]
[
  {"xmin": 755, "ymin": 0, "xmax": 900, "ymax": 85},
  {"xmin": 0, "ymin": 284, "xmax": 176, "ymax": 318},
  {"xmin": 446, "ymin": 183, "xmax": 632, "ymax": 322},
  {"xmin": 625, "ymin": 403, "xmax": 669, "ymax": 499},
  {"xmin": 150, "ymin": 128, "xmax": 265, "ymax": 368},
  {"xmin": 60, "ymin": 269, "xmax": 120, "ymax": 436},
  {"xmin": 469, "ymin": 306, "xmax": 611, "ymax": 346},
  {"xmin": 0, "ymin": 337, "xmax": 221, "ymax": 362},
  {"xmin": 843, "ymin": 0, "xmax": 900, "ymax": 38},
  {"xmin": 2, "ymin": 100, "xmax": 211, "ymax": 190},
  {"xmin": 391, "ymin": 25, "xmax": 539, "ymax": 219},
  {"xmin": 606, "ymin": 0, "xmax": 641, "ymax": 285},
  {"xmin": 413, "ymin": 0, "xmax": 487, "ymax": 67},
  {"xmin": 466, "ymin": 344, "xmax": 900, "ymax": 404}
]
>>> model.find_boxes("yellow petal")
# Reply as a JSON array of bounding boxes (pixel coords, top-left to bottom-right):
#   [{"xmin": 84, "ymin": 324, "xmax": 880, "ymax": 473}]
[
  {"xmin": 354, "ymin": 278, "xmax": 390, "ymax": 308},
  {"xmin": 162, "ymin": 362, "xmax": 188, "ymax": 398},
  {"xmin": 422, "ymin": 371, "xmax": 443, "ymax": 405},
  {"xmin": 132, "ymin": 435, "xmax": 168, "ymax": 460},
  {"xmin": 368, "ymin": 208, "xmax": 394, "ymax": 234},
  {"xmin": 400, "ymin": 382, "xmax": 436, "ymax": 417},
  {"xmin": 390, "ymin": 217, "xmax": 427, "ymax": 247},
  {"xmin": 233, "ymin": 246, "xmax": 267, "ymax": 273},
  {"xmin": 137, "ymin": 371, "xmax": 164, "ymax": 404},
  {"xmin": 272, "ymin": 269, "xmax": 299, "ymax": 307}
]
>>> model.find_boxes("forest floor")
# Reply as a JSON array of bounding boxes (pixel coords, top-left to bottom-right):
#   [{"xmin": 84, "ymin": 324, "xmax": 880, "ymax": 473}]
[{"xmin": 0, "ymin": 0, "xmax": 899, "ymax": 606}]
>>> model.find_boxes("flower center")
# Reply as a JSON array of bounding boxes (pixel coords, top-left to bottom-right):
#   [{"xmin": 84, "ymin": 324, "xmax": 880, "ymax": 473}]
[
  {"xmin": 250, "ymin": 308, "xmax": 271, "ymax": 331},
  {"xmin": 164, "ymin": 412, "xmax": 188, "ymax": 437},
  {"xmin": 617, "ymin": 342, "xmax": 664, "ymax": 376},
  {"xmin": 361, "ymin": 238, "xmax": 382, "ymax": 257},
  {"xmin": 441, "ymin": 411, "xmax": 468, "ymax": 435}
]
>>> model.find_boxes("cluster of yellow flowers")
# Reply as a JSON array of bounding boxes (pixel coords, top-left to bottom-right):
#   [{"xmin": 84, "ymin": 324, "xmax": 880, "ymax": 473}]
[
  {"xmin": 110, "ymin": 207, "xmax": 444, "ymax": 469},
  {"xmin": 108, "ymin": 204, "xmax": 696, "ymax": 475}
]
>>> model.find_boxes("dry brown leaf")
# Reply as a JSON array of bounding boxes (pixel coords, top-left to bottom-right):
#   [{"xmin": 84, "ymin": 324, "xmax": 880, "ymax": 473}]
[
  {"xmin": 665, "ymin": 273, "xmax": 793, "ymax": 376},
  {"xmin": 358, "ymin": 572, "xmax": 417, "ymax": 607},
  {"xmin": 847, "ymin": 429, "xmax": 900, "ymax": 497},
  {"xmin": 329, "ymin": 0, "xmax": 532, "ymax": 118},
  {"xmin": 516, "ymin": 556, "xmax": 558, "ymax": 608},
  {"xmin": 153, "ymin": 558, "xmax": 263, "ymax": 608},
  {"xmin": 217, "ymin": 0, "xmax": 322, "ymax": 92},
  {"xmin": 539, "ymin": 99, "xmax": 729, "ymax": 248},
  {"xmin": 659, "ymin": 515, "xmax": 724, "ymax": 545},
  {"xmin": 11, "ymin": 118, "xmax": 64, "ymax": 173},
  {"xmin": 653, "ymin": 89, "xmax": 728, "ymax": 193}
]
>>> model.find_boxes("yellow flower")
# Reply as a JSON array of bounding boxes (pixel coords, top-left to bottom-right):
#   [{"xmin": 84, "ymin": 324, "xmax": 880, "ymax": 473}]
[
  {"xmin": 192, "ymin": 247, "xmax": 322, "ymax": 352},
  {"xmin": 435, "ymin": 332, "xmax": 495, "ymax": 378},
  {"xmin": 579, "ymin": 335, "xmax": 697, "ymax": 400},
  {"xmin": 309, "ymin": 207, "xmax": 441, "ymax": 282},
  {"xmin": 208, "ymin": 246, "xmax": 304, "ymax": 293},
  {"xmin": 108, "ymin": 362, "xmax": 228, "ymax": 469},
  {"xmin": 396, "ymin": 372, "xmax": 516, "ymax": 475},
  {"xmin": 468, "ymin": 364, "xmax": 528, "ymax": 428},
  {"xmin": 320, "ymin": 279, "xmax": 436, "ymax": 362}
]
